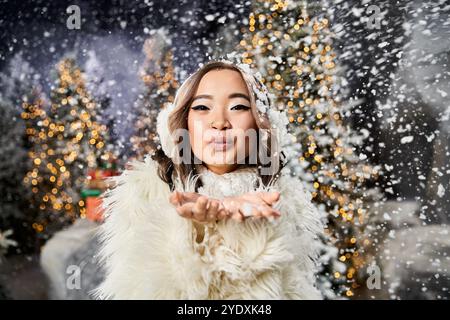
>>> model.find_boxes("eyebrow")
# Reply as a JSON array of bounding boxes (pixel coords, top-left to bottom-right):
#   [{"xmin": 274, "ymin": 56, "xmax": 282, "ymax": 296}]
[{"xmin": 191, "ymin": 93, "xmax": 250, "ymax": 103}]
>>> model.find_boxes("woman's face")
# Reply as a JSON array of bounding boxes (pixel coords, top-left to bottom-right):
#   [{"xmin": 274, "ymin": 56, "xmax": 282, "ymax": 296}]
[{"xmin": 187, "ymin": 69, "xmax": 258, "ymax": 174}]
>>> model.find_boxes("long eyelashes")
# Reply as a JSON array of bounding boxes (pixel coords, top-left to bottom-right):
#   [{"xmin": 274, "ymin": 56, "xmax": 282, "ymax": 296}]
[
  {"xmin": 231, "ymin": 104, "xmax": 251, "ymax": 111},
  {"xmin": 190, "ymin": 104, "xmax": 250, "ymax": 111},
  {"xmin": 191, "ymin": 105, "xmax": 209, "ymax": 111}
]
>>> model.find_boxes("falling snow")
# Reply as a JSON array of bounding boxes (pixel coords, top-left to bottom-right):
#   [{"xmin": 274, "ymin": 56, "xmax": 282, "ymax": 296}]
[{"xmin": 0, "ymin": 0, "xmax": 449, "ymax": 300}]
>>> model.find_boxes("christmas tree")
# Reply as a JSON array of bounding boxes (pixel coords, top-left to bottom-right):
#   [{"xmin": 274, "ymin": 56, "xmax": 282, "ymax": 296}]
[
  {"xmin": 130, "ymin": 28, "xmax": 179, "ymax": 160},
  {"xmin": 237, "ymin": 0, "xmax": 383, "ymax": 297},
  {"xmin": 23, "ymin": 58, "xmax": 109, "ymax": 239},
  {"xmin": 84, "ymin": 50, "xmax": 117, "ymax": 161}
]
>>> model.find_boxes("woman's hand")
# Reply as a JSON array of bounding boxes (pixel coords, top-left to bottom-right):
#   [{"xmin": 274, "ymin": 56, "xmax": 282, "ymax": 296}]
[
  {"xmin": 169, "ymin": 191, "xmax": 281, "ymax": 224},
  {"xmin": 221, "ymin": 191, "xmax": 281, "ymax": 222},
  {"xmin": 169, "ymin": 191, "xmax": 228, "ymax": 224}
]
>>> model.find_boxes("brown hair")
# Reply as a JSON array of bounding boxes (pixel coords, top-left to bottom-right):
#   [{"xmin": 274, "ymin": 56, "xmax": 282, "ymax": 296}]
[{"xmin": 151, "ymin": 60, "xmax": 286, "ymax": 192}]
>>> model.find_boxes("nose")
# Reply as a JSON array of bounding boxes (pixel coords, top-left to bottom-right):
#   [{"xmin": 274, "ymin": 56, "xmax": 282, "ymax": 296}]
[{"xmin": 210, "ymin": 109, "xmax": 231, "ymax": 130}]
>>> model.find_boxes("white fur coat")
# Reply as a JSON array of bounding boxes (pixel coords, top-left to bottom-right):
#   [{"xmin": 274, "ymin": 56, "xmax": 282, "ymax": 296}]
[{"xmin": 92, "ymin": 156, "xmax": 324, "ymax": 300}]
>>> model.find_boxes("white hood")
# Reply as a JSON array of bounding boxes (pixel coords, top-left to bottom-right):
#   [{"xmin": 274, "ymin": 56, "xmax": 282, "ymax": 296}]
[{"xmin": 156, "ymin": 55, "xmax": 295, "ymax": 166}]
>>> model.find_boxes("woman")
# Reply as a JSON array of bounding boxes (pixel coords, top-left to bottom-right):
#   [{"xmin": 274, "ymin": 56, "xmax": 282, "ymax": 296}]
[{"xmin": 93, "ymin": 59, "xmax": 325, "ymax": 299}]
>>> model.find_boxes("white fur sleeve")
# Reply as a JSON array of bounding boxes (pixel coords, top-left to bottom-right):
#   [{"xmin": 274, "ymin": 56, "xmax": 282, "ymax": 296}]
[
  {"xmin": 92, "ymin": 157, "xmax": 207, "ymax": 299},
  {"xmin": 274, "ymin": 172, "xmax": 325, "ymax": 299}
]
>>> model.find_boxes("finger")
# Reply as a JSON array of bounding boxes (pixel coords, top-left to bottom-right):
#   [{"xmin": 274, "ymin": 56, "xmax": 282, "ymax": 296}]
[
  {"xmin": 176, "ymin": 202, "xmax": 194, "ymax": 218},
  {"xmin": 231, "ymin": 207, "xmax": 244, "ymax": 222},
  {"xmin": 217, "ymin": 208, "xmax": 229, "ymax": 220},
  {"xmin": 240, "ymin": 202, "xmax": 254, "ymax": 218},
  {"xmin": 169, "ymin": 191, "xmax": 181, "ymax": 206},
  {"xmin": 192, "ymin": 196, "xmax": 208, "ymax": 221},
  {"xmin": 259, "ymin": 191, "xmax": 280, "ymax": 205},
  {"xmin": 259, "ymin": 205, "xmax": 275, "ymax": 220},
  {"xmin": 221, "ymin": 198, "xmax": 243, "ymax": 222},
  {"xmin": 179, "ymin": 192, "xmax": 201, "ymax": 204},
  {"xmin": 272, "ymin": 208, "xmax": 281, "ymax": 217},
  {"xmin": 251, "ymin": 204, "xmax": 263, "ymax": 219},
  {"xmin": 266, "ymin": 207, "xmax": 281, "ymax": 220},
  {"xmin": 205, "ymin": 200, "xmax": 220, "ymax": 221}
]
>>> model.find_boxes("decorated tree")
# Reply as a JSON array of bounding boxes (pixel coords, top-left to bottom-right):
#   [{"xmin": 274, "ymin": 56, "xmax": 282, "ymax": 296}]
[
  {"xmin": 84, "ymin": 50, "xmax": 117, "ymax": 160},
  {"xmin": 130, "ymin": 28, "xmax": 179, "ymax": 160},
  {"xmin": 23, "ymin": 58, "xmax": 108, "ymax": 239},
  {"xmin": 237, "ymin": 0, "xmax": 383, "ymax": 297}
]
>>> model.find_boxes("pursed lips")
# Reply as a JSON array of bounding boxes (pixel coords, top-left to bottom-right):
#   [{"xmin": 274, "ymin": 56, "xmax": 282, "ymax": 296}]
[{"xmin": 207, "ymin": 136, "xmax": 235, "ymax": 150}]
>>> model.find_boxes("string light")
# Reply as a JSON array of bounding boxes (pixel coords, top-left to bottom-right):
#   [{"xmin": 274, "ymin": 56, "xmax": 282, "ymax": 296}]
[
  {"xmin": 23, "ymin": 58, "xmax": 108, "ymax": 235},
  {"xmin": 130, "ymin": 37, "xmax": 179, "ymax": 160},
  {"xmin": 239, "ymin": 0, "xmax": 381, "ymax": 297}
]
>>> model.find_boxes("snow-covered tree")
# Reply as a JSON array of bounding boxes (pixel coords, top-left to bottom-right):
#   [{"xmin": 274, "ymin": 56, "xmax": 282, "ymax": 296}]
[
  {"xmin": 237, "ymin": 0, "xmax": 384, "ymax": 297},
  {"xmin": 24, "ymin": 58, "xmax": 109, "ymax": 238},
  {"xmin": 0, "ymin": 52, "xmax": 41, "ymax": 108},
  {"xmin": 360, "ymin": 0, "xmax": 450, "ymax": 299},
  {"xmin": 0, "ymin": 52, "xmax": 43, "ymax": 252},
  {"xmin": 85, "ymin": 50, "xmax": 118, "ymax": 163},
  {"xmin": 130, "ymin": 28, "xmax": 179, "ymax": 160}
]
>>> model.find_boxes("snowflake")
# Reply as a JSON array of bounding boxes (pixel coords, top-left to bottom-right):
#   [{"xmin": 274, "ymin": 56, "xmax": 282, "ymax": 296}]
[{"xmin": 0, "ymin": 229, "xmax": 17, "ymax": 254}]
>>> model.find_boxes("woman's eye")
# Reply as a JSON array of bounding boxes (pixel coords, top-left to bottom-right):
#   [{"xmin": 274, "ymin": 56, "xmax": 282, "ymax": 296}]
[
  {"xmin": 191, "ymin": 105, "xmax": 210, "ymax": 111},
  {"xmin": 231, "ymin": 104, "xmax": 250, "ymax": 111}
]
